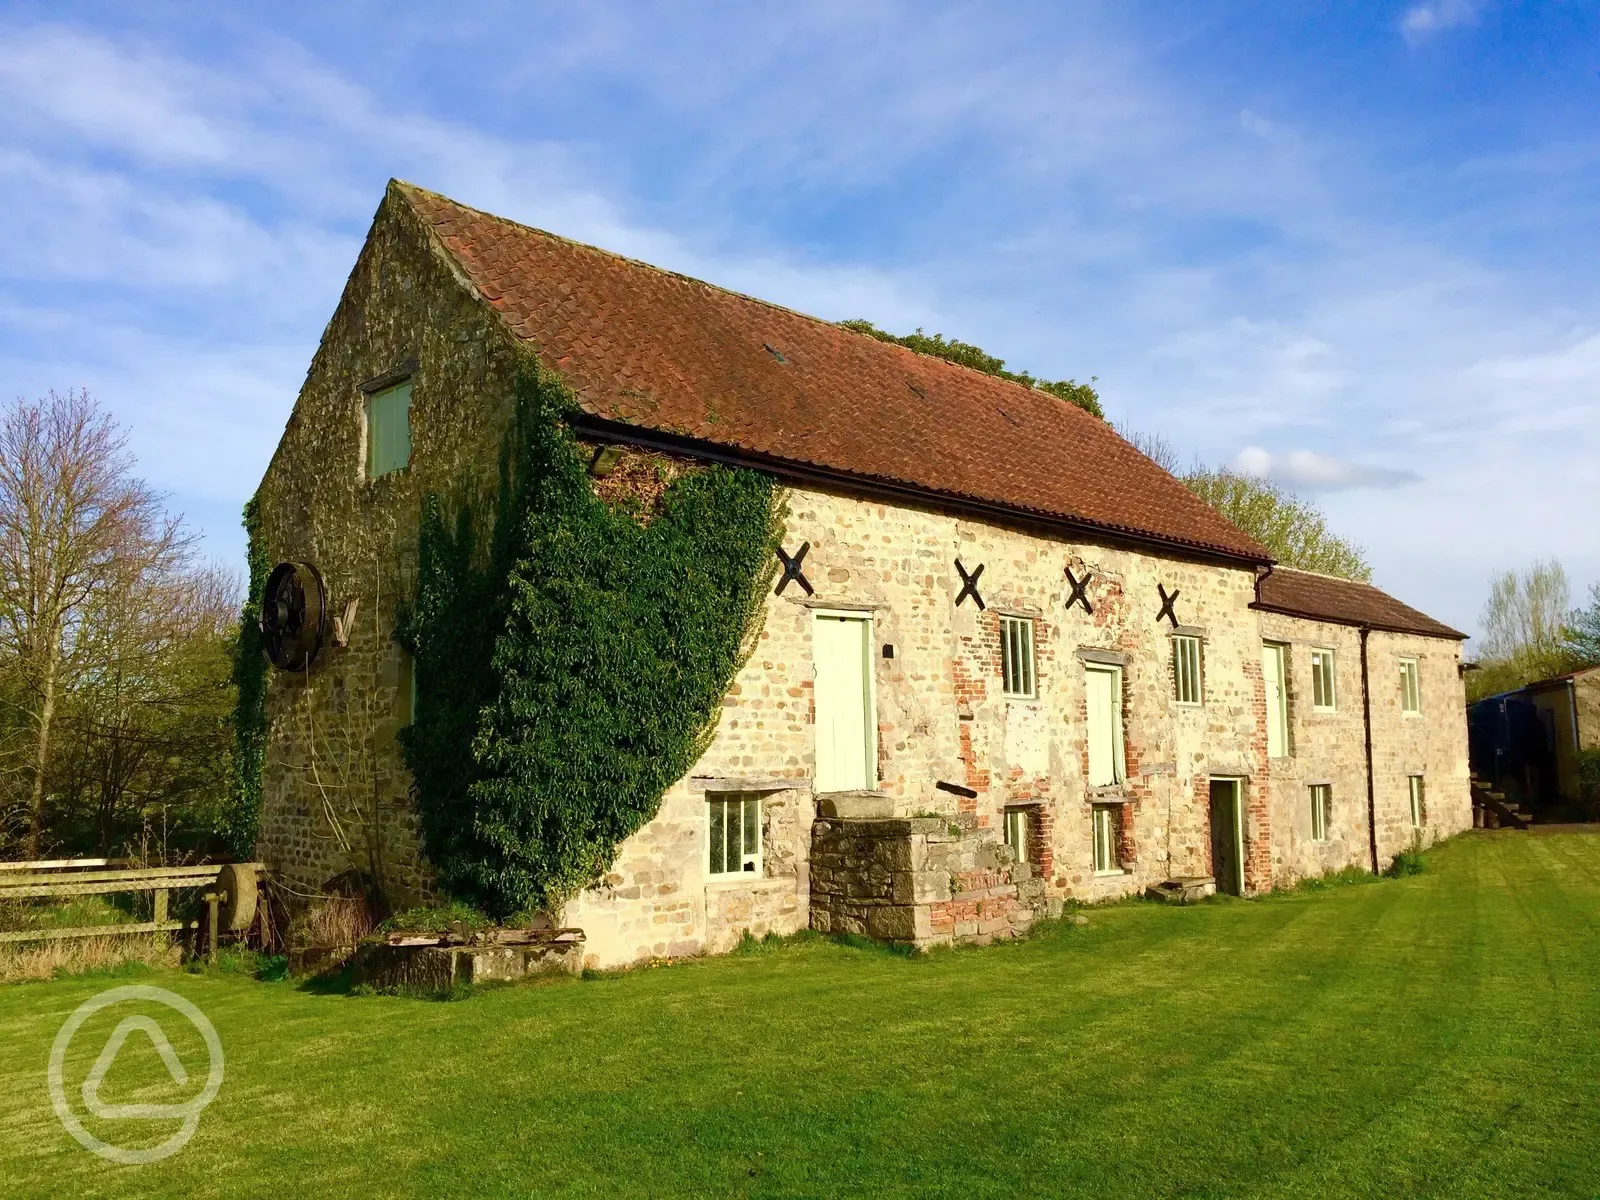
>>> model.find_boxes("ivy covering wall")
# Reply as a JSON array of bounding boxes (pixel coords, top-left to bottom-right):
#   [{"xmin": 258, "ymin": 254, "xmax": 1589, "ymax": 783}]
[
  {"xmin": 400, "ymin": 367, "xmax": 781, "ymax": 916},
  {"xmin": 227, "ymin": 496, "xmax": 270, "ymax": 859}
]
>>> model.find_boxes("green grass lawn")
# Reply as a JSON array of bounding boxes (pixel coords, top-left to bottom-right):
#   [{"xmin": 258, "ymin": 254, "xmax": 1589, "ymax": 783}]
[{"xmin": 2, "ymin": 830, "xmax": 1598, "ymax": 1199}]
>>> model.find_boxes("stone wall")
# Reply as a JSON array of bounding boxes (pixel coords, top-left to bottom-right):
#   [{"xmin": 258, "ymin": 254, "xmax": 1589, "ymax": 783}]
[
  {"xmin": 1577, "ymin": 672, "xmax": 1600, "ymax": 752},
  {"xmin": 1258, "ymin": 612, "xmax": 1471, "ymax": 880},
  {"xmin": 562, "ymin": 479, "xmax": 1276, "ymax": 966},
  {"xmin": 809, "ymin": 811, "xmax": 1044, "ymax": 950},
  {"xmin": 562, "ymin": 782, "xmax": 813, "ymax": 967},
  {"xmin": 1366, "ymin": 628, "xmax": 1473, "ymax": 865},
  {"xmin": 252, "ymin": 186, "xmax": 522, "ymax": 907}
]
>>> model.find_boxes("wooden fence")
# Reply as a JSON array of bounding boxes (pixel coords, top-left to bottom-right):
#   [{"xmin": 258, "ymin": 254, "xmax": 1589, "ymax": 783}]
[{"xmin": 0, "ymin": 859, "xmax": 262, "ymax": 960}]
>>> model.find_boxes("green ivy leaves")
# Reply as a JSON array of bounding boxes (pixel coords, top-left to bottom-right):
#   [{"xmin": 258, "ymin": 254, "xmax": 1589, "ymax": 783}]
[
  {"xmin": 401, "ymin": 368, "xmax": 779, "ymax": 916},
  {"xmin": 227, "ymin": 497, "xmax": 270, "ymax": 860}
]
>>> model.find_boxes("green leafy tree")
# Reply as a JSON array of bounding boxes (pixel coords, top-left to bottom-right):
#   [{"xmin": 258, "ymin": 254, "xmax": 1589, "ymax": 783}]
[
  {"xmin": 1183, "ymin": 469, "xmax": 1371, "ymax": 581},
  {"xmin": 1564, "ymin": 582, "xmax": 1600, "ymax": 665},
  {"xmin": 839, "ymin": 320, "xmax": 1104, "ymax": 418}
]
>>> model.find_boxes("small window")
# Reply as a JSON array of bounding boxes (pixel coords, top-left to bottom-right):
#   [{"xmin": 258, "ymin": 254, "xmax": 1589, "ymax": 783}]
[
  {"xmin": 1399, "ymin": 658, "xmax": 1421, "ymax": 714},
  {"xmin": 708, "ymin": 794, "xmax": 762, "ymax": 878},
  {"xmin": 1000, "ymin": 615, "xmax": 1036, "ymax": 699},
  {"xmin": 1092, "ymin": 804, "xmax": 1121, "ymax": 874},
  {"xmin": 398, "ymin": 650, "xmax": 417, "ymax": 726},
  {"xmin": 366, "ymin": 379, "xmax": 413, "ymax": 478},
  {"xmin": 1309, "ymin": 784, "xmax": 1331, "ymax": 842},
  {"xmin": 1409, "ymin": 775, "xmax": 1425, "ymax": 828},
  {"xmin": 1310, "ymin": 648, "xmax": 1337, "ymax": 711},
  {"xmin": 1003, "ymin": 807, "xmax": 1029, "ymax": 864},
  {"xmin": 1172, "ymin": 634, "xmax": 1203, "ymax": 705},
  {"xmin": 1084, "ymin": 665, "xmax": 1126, "ymax": 786}
]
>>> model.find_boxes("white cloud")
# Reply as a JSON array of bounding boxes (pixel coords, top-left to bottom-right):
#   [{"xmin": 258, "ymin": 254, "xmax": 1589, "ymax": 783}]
[
  {"xmin": 1401, "ymin": 0, "xmax": 1488, "ymax": 42},
  {"xmin": 1231, "ymin": 446, "xmax": 1421, "ymax": 491},
  {"xmin": 0, "ymin": 19, "xmax": 945, "ymax": 529},
  {"xmin": 0, "ymin": 7, "xmax": 1593, "ymax": 639}
]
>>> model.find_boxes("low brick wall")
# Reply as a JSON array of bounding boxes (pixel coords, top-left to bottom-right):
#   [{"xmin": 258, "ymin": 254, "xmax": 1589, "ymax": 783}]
[{"xmin": 810, "ymin": 814, "xmax": 1046, "ymax": 950}]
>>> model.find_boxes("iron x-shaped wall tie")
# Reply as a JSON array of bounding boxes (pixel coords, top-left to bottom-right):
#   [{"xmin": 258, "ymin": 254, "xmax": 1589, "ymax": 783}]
[
  {"xmin": 1156, "ymin": 583, "xmax": 1181, "ymax": 627},
  {"xmin": 954, "ymin": 559, "xmax": 986, "ymax": 609},
  {"xmin": 774, "ymin": 543, "xmax": 814, "ymax": 596},
  {"xmin": 1064, "ymin": 567, "xmax": 1094, "ymax": 615}
]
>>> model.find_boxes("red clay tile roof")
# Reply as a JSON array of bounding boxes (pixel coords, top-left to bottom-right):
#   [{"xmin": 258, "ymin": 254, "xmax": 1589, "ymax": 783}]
[
  {"xmin": 1254, "ymin": 566, "xmax": 1465, "ymax": 640},
  {"xmin": 397, "ymin": 181, "xmax": 1270, "ymax": 563}
]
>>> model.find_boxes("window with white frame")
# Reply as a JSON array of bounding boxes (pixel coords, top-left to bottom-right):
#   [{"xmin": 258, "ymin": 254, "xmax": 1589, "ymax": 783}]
[
  {"xmin": 366, "ymin": 379, "xmax": 413, "ymax": 478},
  {"xmin": 1084, "ymin": 664, "xmax": 1126, "ymax": 787},
  {"xmin": 1409, "ymin": 775, "xmax": 1425, "ymax": 827},
  {"xmin": 1003, "ymin": 807, "xmax": 1029, "ymax": 864},
  {"xmin": 1000, "ymin": 615, "xmax": 1037, "ymax": 699},
  {"xmin": 1399, "ymin": 658, "xmax": 1422, "ymax": 714},
  {"xmin": 1172, "ymin": 634, "xmax": 1203, "ymax": 705},
  {"xmin": 1309, "ymin": 784, "xmax": 1331, "ymax": 841},
  {"xmin": 1311, "ymin": 648, "xmax": 1337, "ymax": 711},
  {"xmin": 707, "ymin": 794, "xmax": 762, "ymax": 878},
  {"xmin": 1092, "ymin": 804, "xmax": 1120, "ymax": 874}
]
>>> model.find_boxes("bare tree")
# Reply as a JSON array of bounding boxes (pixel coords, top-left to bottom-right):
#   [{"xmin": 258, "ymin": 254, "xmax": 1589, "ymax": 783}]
[
  {"xmin": 1467, "ymin": 559, "xmax": 1582, "ymax": 700},
  {"xmin": 1479, "ymin": 559, "xmax": 1571, "ymax": 664},
  {"xmin": 1113, "ymin": 424, "xmax": 1182, "ymax": 475},
  {"xmin": 54, "ymin": 564, "xmax": 237, "ymax": 855},
  {"xmin": 0, "ymin": 391, "xmax": 192, "ymax": 858}
]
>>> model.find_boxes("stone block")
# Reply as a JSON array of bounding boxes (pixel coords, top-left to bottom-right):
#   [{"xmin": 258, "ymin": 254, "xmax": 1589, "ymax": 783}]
[
  {"xmin": 817, "ymin": 792, "xmax": 895, "ymax": 819},
  {"xmin": 867, "ymin": 904, "xmax": 929, "ymax": 942}
]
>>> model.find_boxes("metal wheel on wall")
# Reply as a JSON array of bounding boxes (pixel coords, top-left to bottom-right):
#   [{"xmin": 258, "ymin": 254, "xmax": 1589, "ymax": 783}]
[{"xmin": 261, "ymin": 561, "xmax": 328, "ymax": 671}]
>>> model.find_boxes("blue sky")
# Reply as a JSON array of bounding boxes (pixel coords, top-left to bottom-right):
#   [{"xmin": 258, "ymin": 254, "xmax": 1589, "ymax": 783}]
[{"xmin": 1, "ymin": 2, "xmax": 1597, "ymax": 639}]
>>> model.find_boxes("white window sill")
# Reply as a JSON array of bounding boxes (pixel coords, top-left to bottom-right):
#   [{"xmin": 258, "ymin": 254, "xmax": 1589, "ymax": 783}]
[
  {"xmin": 1173, "ymin": 700, "xmax": 1204, "ymax": 709},
  {"xmin": 1002, "ymin": 693, "xmax": 1039, "ymax": 703},
  {"xmin": 1402, "ymin": 711, "xmax": 1423, "ymax": 719},
  {"xmin": 1311, "ymin": 706, "xmax": 1337, "ymax": 715},
  {"xmin": 1093, "ymin": 868, "xmax": 1126, "ymax": 878}
]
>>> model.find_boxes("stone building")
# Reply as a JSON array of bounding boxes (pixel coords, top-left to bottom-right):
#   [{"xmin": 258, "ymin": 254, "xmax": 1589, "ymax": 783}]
[{"xmin": 252, "ymin": 181, "xmax": 1472, "ymax": 968}]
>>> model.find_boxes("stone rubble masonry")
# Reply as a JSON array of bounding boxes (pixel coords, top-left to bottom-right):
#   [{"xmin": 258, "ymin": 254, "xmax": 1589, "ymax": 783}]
[
  {"xmin": 253, "ymin": 185, "xmax": 524, "ymax": 911},
  {"xmin": 252, "ymin": 193, "xmax": 1474, "ymax": 969},
  {"xmin": 1257, "ymin": 614, "xmax": 1472, "ymax": 878},
  {"xmin": 809, "ymin": 814, "xmax": 1044, "ymax": 949}
]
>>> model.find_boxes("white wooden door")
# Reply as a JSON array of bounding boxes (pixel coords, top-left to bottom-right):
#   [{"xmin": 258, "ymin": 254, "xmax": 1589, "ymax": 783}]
[
  {"xmin": 813, "ymin": 614, "xmax": 874, "ymax": 792},
  {"xmin": 1084, "ymin": 665, "xmax": 1124, "ymax": 787},
  {"xmin": 1262, "ymin": 643, "xmax": 1288, "ymax": 758}
]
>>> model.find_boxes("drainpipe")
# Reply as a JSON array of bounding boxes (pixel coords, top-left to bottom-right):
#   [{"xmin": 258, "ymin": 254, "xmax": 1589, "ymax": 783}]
[
  {"xmin": 1569, "ymin": 679, "xmax": 1581, "ymax": 799},
  {"xmin": 1360, "ymin": 624, "xmax": 1379, "ymax": 875},
  {"xmin": 1254, "ymin": 562, "xmax": 1275, "ymax": 606}
]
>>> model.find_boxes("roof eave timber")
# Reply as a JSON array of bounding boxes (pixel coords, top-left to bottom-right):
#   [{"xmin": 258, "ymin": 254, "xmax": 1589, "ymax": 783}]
[
  {"xmin": 1250, "ymin": 601, "xmax": 1467, "ymax": 642},
  {"xmin": 573, "ymin": 413, "xmax": 1273, "ymax": 571}
]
